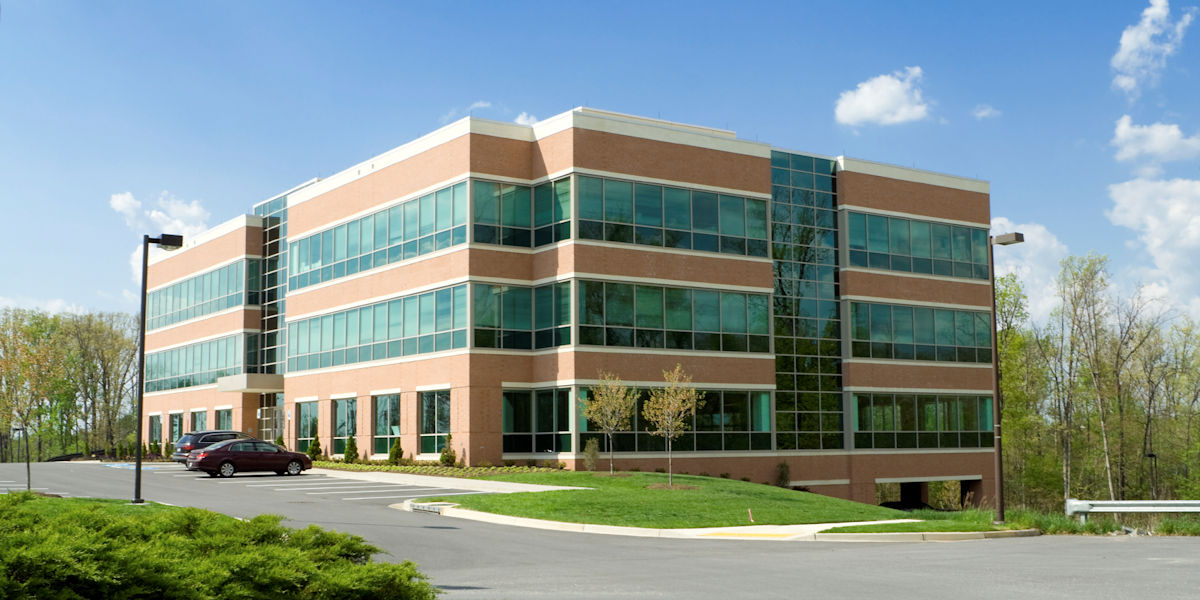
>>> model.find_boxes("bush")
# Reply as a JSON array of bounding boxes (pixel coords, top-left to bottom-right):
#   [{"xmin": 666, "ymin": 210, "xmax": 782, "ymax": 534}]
[
  {"xmin": 439, "ymin": 434, "xmax": 457, "ymax": 467},
  {"xmin": 388, "ymin": 439, "xmax": 403, "ymax": 466},
  {"xmin": 307, "ymin": 437, "xmax": 323, "ymax": 462},
  {"xmin": 343, "ymin": 436, "xmax": 359, "ymax": 464},
  {"xmin": 583, "ymin": 438, "xmax": 600, "ymax": 472},
  {"xmin": 0, "ymin": 492, "xmax": 439, "ymax": 599},
  {"xmin": 274, "ymin": 435, "xmax": 285, "ymax": 450},
  {"xmin": 775, "ymin": 461, "xmax": 791, "ymax": 488}
]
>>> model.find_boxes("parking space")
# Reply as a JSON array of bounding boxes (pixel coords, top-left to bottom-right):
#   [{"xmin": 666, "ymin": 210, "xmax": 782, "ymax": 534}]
[{"xmin": 120, "ymin": 462, "xmax": 487, "ymax": 506}]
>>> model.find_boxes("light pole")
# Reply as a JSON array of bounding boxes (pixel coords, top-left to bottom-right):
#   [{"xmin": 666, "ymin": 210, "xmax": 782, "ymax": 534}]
[
  {"xmin": 989, "ymin": 231, "xmax": 1023, "ymax": 523},
  {"xmin": 133, "ymin": 233, "xmax": 183, "ymax": 504}
]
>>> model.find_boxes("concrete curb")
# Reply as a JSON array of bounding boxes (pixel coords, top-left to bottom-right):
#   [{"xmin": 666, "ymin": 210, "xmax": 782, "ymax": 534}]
[
  {"xmin": 814, "ymin": 529, "xmax": 1041, "ymax": 542},
  {"xmin": 397, "ymin": 500, "xmax": 1037, "ymax": 542}
]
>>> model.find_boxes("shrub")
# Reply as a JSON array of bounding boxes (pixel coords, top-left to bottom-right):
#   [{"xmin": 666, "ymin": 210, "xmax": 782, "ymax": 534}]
[
  {"xmin": 164, "ymin": 443, "xmax": 174, "ymax": 457},
  {"xmin": 274, "ymin": 435, "xmax": 285, "ymax": 450},
  {"xmin": 439, "ymin": 434, "xmax": 457, "ymax": 466},
  {"xmin": 655, "ymin": 467, "xmax": 666, "ymax": 473},
  {"xmin": 0, "ymin": 492, "xmax": 439, "ymax": 599},
  {"xmin": 307, "ymin": 437, "xmax": 323, "ymax": 462},
  {"xmin": 387, "ymin": 439, "xmax": 403, "ymax": 466},
  {"xmin": 775, "ymin": 461, "xmax": 791, "ymax": 488},
  {"xmin": 583, "ymin": 438, "xmax": 600, "ymax": 472},
  {"xmin": 740, "ymin": 476, "xmax": 751, "ymax": 482},
  {"xmin": 719, "ymin": 472, "xmax": 730, "ymax": 479},
  {"xmin": 343, "ymin": 436, "xmax": 359, "ymax": 464}
]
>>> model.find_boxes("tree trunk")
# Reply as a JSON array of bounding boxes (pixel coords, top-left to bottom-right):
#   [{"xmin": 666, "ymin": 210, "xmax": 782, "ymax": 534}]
[
  {"xmin": 667, "ymin": 437, "xmax": 673, "ymax": 487},
  {"xmin": 607, "ymin": 433, "xmax": 614, "ymax": 475}
]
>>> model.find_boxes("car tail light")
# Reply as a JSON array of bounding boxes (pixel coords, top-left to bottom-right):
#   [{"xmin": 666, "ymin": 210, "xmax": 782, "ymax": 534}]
[
  {"xmin": 197, "ymin": 451, "xmax": 207, "ymax": 459},
  {"xmin": 181, "ymin": 444, "xmax": 194, "ymax": 452}
]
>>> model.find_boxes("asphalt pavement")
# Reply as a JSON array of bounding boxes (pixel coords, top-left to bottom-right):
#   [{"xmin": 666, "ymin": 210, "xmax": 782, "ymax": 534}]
[{"xmin": 4, "ymin": 461, "xmax": 1199, "ymax": 599}]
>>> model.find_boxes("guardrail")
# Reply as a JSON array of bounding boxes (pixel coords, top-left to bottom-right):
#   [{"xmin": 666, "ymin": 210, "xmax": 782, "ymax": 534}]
[{"xmin": 1065, "ymin": 498, "xmax": 1200, "ymax": 523}]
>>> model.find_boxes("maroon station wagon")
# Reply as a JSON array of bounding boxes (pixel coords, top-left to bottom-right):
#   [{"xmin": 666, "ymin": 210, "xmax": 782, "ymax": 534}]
[{"xmin": 187, "ymin": 439, "xmax": 312, "ymax": 478}]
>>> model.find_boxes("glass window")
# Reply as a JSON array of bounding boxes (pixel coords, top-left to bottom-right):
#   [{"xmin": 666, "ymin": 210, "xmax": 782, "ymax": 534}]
[
  {"xmin": 373, "ymin": 394, "xmax": 401, "ymax": 455},
  {"xmin": 719, "ymin": 195, "xmax": 745, "ymax": 236},
  {"xmin": 635, "ymin": 286, "xmax": 663, "ymax": 329},
  {"xmin": 664, "ymin": 187, "xmax": 691, "ymax": 230},
  {"xmin": 604, "ymin": 180, "xmax": 633, "ymax": 223},
  {"xmin": 634, "ymin": 183, "xmax": 663, "ymax": 227},
  {"xmin": 692, "ymin": 191, "xmax": 718, "ymax": 234},
  {"xmin": 579, "ymin": 176, "xmax": 603, "ymax": 221},
  {"xmin": 420, "ymin": 390, "xmax": 451, "ymax": 454}
]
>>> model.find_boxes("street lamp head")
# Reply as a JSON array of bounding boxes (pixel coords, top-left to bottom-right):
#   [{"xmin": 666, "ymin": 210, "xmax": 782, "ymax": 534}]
[
  {"xmin": 155, "ymin": 234, "xmax": 184, "ymax": 251},
  {"xmin": 992, "ymin": 232, "xmax": 1024, "ymax": 246}
]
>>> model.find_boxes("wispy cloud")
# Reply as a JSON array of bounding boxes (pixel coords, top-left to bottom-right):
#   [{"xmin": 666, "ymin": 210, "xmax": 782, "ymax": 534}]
[
  {"xmin": 1111, "ymin": 0, "xmax": 1195, "ymax": 99},
  {"xmin": 972, "ymin": 104, "xmax": 1001, "ymax": 120},
  {"xmin": 0, "ymin": 295, "xmax": 87, "ymax": 314},
  {"xmin": 834, "ymin": 66, "xmax": 929, "ymax": 126},
  {"xmin": 991, "ymin": 217, "xmax": 1070, "ymax": 324},
  {"xmin": 439, "ymin": 100, "xmax": 494, "ymax": 124},
  {"xmin": 109, "ymin": 191, "xmax": 210, "ymax": 285}
]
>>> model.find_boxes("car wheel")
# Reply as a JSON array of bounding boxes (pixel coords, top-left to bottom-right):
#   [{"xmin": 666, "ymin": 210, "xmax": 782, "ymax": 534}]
[
  {"xmin": 286, "ymin": 460, "xmax": 303, "ymax": 476},
  {"xmin": 218, "ymin": 462, "xmax": 236, "ymax": 478}
]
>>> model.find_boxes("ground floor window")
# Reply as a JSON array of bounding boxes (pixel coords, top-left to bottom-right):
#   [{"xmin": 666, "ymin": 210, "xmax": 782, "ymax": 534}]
[
  {"xmin": 148, "ymin": 415, "xmax": 162, "ymax": 447},
  {"xmin": 296, "ymin": 401, "xmax": 318, "ymax": 453},
  {"xmin": 420, "ymin": 390, "xmax": 450, "ymax": 453},
  {"xmin": 168, "ymin": 413, "xmax": 183, "ymax": 443},
  {"xmin": 332, "ymin": 398, "xmax": 357, "ymax": 455},
  {"xmin": 502, "ymin": 388, "xmax": 570, "ymax": 452},
  {"xmin": 373, "ymin": 394, "xmax": 401, "ymax": 454},
  {"xmin": 852, "ymin": 393, "xmax": 993, "ymax": 449},
  {"xmin": 581, "ymin": 389, "xmax": 772, "ymax": 452},
  {"xmin": 215, "ymin": 408, "xmax": 232, "ymax": 430},
  {"xmin": 190, "ymin": 410, "xmax": 207, "ymax": 432}
]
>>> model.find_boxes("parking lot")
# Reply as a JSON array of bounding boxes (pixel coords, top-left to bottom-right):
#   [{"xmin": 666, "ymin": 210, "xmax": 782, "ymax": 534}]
[
  {"xmin": 101, "ymin": 461, "xmax": 485, "ymax": 506},
  {"xmin": 6, "ymin": 461, "xmax": 1200, "ymax": 599}
]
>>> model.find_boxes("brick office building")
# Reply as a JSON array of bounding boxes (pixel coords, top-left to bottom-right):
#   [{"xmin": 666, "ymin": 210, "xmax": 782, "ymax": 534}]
[{"xmin": 143, "ymin": 107, "xmax": 995, "ymax": 505}]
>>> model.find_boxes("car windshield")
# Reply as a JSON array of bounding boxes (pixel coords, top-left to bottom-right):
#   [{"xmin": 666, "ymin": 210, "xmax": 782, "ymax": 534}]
[{"xmin": 176, "ymin": 435, "xmax": 197, "ymax": 445}]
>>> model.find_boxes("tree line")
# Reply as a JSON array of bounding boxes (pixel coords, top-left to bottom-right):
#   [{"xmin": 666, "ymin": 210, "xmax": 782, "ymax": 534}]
[
  {"xmin": 999, "ymin": 253, "xmax": 1200, "ymax": 510},
  {"xmin": 0, "ymin": 308, "xmax": 137, "ymax": 462}
]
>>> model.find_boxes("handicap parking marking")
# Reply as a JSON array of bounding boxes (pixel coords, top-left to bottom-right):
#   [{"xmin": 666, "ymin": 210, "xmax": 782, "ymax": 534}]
[{"xmin": 101, "ymin": 463, "xmax": 180, "ymax": 471}]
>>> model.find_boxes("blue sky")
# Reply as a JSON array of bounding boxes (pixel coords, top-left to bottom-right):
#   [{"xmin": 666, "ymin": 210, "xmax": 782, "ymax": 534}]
[{"xmin": 2, "ymin": 0, "xmax": 1198, "ymax": 322}]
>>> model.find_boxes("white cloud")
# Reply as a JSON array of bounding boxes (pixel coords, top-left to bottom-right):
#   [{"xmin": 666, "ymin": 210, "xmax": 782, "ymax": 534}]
[
  {"xmin": 1111, "ymin": 114, "xmax": 1200, "ymax": 162},
  {"xmin": 0, "ymin": 295, "xmax": 87, "ymax": 314},
  {"xmin": 467, "ymin": 100, "xmax": 492, "ymax": 111},
  {"xmin": 1111, "ymin": 0, "xmax": 1195, "ymax": 98},
  {"xmin": 834, "ymin": 66, "xmax": 929, "ymax": 126},
  {"xmin": 991, "ymin": 217, "xmax": 1070, "ymax": 324},
  {"xmin": 1107, "ymin": 177, "xmax": 1200, "ymax": 317},
  {"xmin": 514, "ymin": 112, "xmax": 539, "ymax": 126},
  {"xmin": 110, "ymin": 191, "xmax": 210, "ymax": 284},
  {"xmin": 972, "ymin": 104, "xmax": 1001, "ymax": 120}
]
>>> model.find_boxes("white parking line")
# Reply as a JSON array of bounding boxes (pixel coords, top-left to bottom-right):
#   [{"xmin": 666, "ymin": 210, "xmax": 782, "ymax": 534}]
[
  {"xmin": 343, "ymin": 491, "xmax": 483, "ymax": 501},
  {"xmin": 305, "ymin": 486, "xmax": 454, "ymax": 495},
  {"xmin": 245, "ymin": 481, "xmax": 368, "ymax": 488}
]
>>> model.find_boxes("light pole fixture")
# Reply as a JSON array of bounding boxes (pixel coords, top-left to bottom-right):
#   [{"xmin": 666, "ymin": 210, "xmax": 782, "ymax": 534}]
[
  {"xmin": 133, "ymin": 233, "xmax": 183, "ymax": 504},
  {"xmin": 989, "ymin": 231, "xmax": 1023, "ymax": 523}
]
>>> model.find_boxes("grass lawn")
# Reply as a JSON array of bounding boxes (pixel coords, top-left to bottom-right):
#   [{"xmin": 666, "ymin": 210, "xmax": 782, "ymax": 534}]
[{"xmin": 423, "ymin": 471, "xmax": 905, "ymax": 528}]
